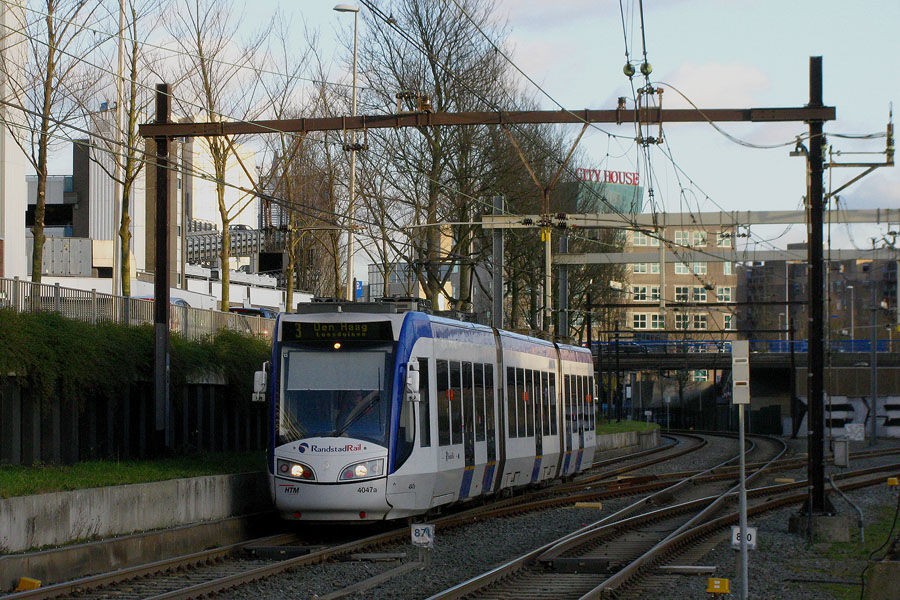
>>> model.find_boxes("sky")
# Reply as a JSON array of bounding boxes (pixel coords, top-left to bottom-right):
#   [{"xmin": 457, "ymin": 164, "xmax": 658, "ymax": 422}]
[
  {"xmin": 257, "ymin": 0, "xmax": 900, "ymax": 254},
  {"xmin": 47, "ymin": 0, "xmax": 899, "ymax": 256}
]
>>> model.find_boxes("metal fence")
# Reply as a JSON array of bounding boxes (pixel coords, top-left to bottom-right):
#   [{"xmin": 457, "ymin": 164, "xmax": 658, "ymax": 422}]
[{"xmin": 0, "ymin": 276, "xmax": 275, "ymax": 340}]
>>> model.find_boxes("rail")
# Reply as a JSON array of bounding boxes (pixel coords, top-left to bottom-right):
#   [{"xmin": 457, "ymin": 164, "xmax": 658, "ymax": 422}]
[{"xmin": 0, "ymin": 276, "xmax": 274, "ymax": 341}]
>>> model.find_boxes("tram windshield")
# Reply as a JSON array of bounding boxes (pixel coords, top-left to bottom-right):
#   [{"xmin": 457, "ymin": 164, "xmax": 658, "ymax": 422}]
[{"xmin": 278, "ymin": 345, "xmax": 394, "ymax": 446}]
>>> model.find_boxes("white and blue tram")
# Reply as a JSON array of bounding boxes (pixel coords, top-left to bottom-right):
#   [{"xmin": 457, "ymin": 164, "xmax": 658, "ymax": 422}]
[{"xmin": 253, "ymin": 301, "xmax": 597, "ymax": 521}]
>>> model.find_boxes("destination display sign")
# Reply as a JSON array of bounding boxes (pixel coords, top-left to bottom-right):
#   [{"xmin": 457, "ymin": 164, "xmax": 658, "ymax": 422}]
[{"xmin": 281, "ymin": 320, "xmax": 395, "ymax": 343}]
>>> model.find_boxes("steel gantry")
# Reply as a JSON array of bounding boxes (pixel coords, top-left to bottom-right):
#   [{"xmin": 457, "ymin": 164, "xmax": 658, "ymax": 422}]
[{"xmin": 141, "ymin": 57, "xmax": 843, "ymax": 516}]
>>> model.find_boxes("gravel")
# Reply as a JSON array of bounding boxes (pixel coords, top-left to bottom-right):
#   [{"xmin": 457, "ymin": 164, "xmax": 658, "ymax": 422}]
[
  {"xmin": 218, "ymin": 437, "xmax": 900, "ymax": 600},
  {"xmin": 638, "ymin": 477, "xmax": 900, "ymax": 600}
]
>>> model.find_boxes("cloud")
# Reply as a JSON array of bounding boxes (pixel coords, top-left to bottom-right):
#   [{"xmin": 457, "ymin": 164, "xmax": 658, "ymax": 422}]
[
  {"xmin": 838, "ymin": 169, "xmax": 900, "ymax": 210},
  {"xmin": 659, "ymin": 62, "xmax": 771, "ymax": 108}
]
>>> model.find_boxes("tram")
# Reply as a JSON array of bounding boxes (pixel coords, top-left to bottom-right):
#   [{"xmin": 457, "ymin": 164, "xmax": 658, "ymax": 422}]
[{"xmin": 252, "ymin": 299, "xmax": 597, "ymax": 521}]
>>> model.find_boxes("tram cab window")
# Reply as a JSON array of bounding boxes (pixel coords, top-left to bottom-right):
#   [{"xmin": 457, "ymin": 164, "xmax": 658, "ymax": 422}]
[
  {"xmin": 397, "ymin": 380, "xmax": 416, "ymax": 466},
  {"xmin": 437, "ymin": 360, "xmax": 451, "ymax": 446},
  {"xmin": 506, "ymin": 367, "xmax": 517, "ymax": 438},
  {"xmin": 418, "ymin": 358, "xmax": 431, "ymax": 448}
]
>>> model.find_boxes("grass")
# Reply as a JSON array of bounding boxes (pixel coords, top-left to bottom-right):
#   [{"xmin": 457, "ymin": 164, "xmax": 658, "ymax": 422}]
[
  {"xmin": 594, "ymin": 419, "xmax": 659, "ymax": 434},
  {"xmin": 805, "ymin": 502, "xmax": 900, "ymax": 600},
  {"xmin": 0, "ymin": 451, "xmax": 266, "ymax": 499}
]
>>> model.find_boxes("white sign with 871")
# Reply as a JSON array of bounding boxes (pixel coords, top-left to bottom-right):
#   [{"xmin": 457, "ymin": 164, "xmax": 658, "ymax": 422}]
[{"xmin": 411, "ymin": 524, "xmax": 435, "ymax": 548}]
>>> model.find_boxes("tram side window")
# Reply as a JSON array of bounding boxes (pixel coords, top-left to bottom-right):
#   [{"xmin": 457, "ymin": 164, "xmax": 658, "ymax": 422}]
[
  {"xmin": 564, "ymin": 374, "xmax": 572, "ymax": 437},
  {"xmin": 522, "ymin": 369, "xmax": 533, "ymax": 437},
  {"xmin": 516, "ymin": 368, "xmax": 527, "ymax": 437},
  {"xmin": 549, "ymin": 372, "xmax": 557, "ymax": 435},
  {"xmin": 575, "ymin": 375, "xmax": 584, "ymax": 432},
  {"xmin": 506, "ymin": 367, "xmax": 517, "ymax": 438},
  {"xmin": 588, "ymin": 376, "xmax": 595, "ymax": 430},
  {"xmin": 485, "ymin": 364, "xmax": 495, "ymax": 450},
  {"xmin": 474, "ymin": 364, "xmax": 486, "ymax": 442},
  {"xmin": 580, "ymin": 376, "xmax": 587, "ymax": 431},
  {"xmin": 541, "ymin": 371, "xmax": 550, "ymax": 435},
  {"xmin": 436, "ymin": 359, "xmax": 451, "ymax": 446},
  {"xmin": 450, "ymin": 361, "xmax": 463, "ymax": 445},
  {"xmin": 418, "ymin": 358, "xmax": 431, "ymax": 447}
]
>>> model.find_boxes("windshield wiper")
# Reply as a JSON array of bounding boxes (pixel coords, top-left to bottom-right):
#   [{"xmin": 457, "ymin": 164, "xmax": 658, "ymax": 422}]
[{"xmin": 329, "ymin": 391, "xmax": 380, "ymax": 438}]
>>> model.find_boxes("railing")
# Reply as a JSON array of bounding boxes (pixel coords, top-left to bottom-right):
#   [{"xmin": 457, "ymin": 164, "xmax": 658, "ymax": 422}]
[
  {"xmin": 589, "ymin": 338, "xmax": 898, "ymax": 354},
  {"xmin": 0, "ymin": 276, "xmax": 275, "ymax": 341}
]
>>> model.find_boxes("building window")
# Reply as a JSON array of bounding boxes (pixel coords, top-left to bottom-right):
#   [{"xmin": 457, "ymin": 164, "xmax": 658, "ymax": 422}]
[
  {"xmin": 693, "ymin": 262, "xmax": 708, "ymax": 275},
  {"xmin": 675, "ymin": 230, "xmax": 689, "ymax": 246},
  {"xmin": 632, "ymin": 286, "xmax": 648, "ymax": 301},
  {"xmin": 675, "ymin": 313, "xmax": 689, "ymax": 329},
  {"xmin": 693, "ymin": 286, "xmax": 707, "ymax": 302},
  {"xmin": 675, "ymin": 262, "xmax": 690, "ymax": 275},
  {"xmin": 693, "ymin": 369, "xmax": 708, "ymax": 382},
  {"xmin": 723, "ymin": 262, "xmax": 733, "ymax": 275},
  {"xmin": 717, "ymin": 286, "xmax": 733, "ymax": 302},
  {"xmin": 632, "ymin": 263, "xmax": 647, "ymax": 274},
  {"xmin": 692, "ymin": 231, "xmax": 707, "ymax": 247},
  {"xmin": 649, "ymin": 286, "xmax": 660, "ymax": 301},
  {"xmin": 675, "ymin": 286, "xmax": 690, "ymax": 302},
  {"xmin": 724, "ymin": 314, "xmax": 734, "ymax": 330},
  {"xmin": 717, "ymin": 232, "xmax": 732, "ymax": 248},
  {"xmin": 633, "ymin": 231, "xmax": 648, "ymax": 246},
  {"xmin": 632, "ymin": 313, "xmax": 648, "ymax": 329},
  {"xmin": 649, "ymin": 262, "xmax": 660, "ymax": 274},
  {"xmin": 692, "ymin": 314, "xmax": 708, "ymax": 329},
  {"xmin": 651, "ymin": 313, "xmax": 665, "ymax": 329}
]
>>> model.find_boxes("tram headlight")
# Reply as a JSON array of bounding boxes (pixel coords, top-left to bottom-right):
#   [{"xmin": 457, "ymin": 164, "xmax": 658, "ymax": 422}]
[
  {"xmin": 277, "ymin": 459, "xmax": 315, "ymax": 480},
  {"xmin": 339, "ymin": 458, "xmax": 384, "ymax": 481}
]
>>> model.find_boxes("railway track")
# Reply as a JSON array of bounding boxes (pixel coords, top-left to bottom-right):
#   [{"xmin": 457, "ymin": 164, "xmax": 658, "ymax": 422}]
[
  {"xmin": 6, "ymin": 433, "xmax": 893, "ymax": 600},
  {"xmin": 426, "ymin": 449, "xmax": 900, "ymax": 599},
  {"xmin": 0, "ymin": 433, "xmax": 710, "ymax": 600}
]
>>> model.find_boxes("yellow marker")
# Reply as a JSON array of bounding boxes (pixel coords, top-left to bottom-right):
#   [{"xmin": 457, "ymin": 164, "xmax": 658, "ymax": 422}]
[
  {"xmin": 774, "ymin": 478, "xmax": 795, "ymax": 484},
  {"xmin": 706, "ymin": 578, "xmax": 731, "ymax": 594},
  {"xmin": 888, "ymin": 477, "xmax": 899, "ymax": 486},
  {"xmin": 574, "ymin": 501, "xmax": 603, "ymax": 510},
  {"xmin": 616, "ymin": 475, "xmax": 635, "ymax": 481},
  {"xmin": 14, "ymin": 577, "xmax": 41, "ymax": 592}
]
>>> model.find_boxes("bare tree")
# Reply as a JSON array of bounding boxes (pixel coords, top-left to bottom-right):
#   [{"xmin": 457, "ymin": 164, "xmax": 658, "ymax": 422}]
[
  {"xmin": 356, "ymin": 0, "xmax": 511, "ymax": 310},
  {"xmin": 81, "ymin": 0, "xmax": 164, "ymax": 296},
  {"xmin": 0, "ymin": 0, "xmax": 101, "ymax": 282},
  {"xmin": 165, "ymin": 0, "xmax": 265, "ymax": 310}
]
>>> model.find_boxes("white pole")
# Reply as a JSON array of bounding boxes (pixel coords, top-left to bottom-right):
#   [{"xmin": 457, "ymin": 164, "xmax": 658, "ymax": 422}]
[
  {"xmin": 112, "ymin": 0, "xmax": 124, "ymax": 296},
  {"xmin": 344, "ymin": 9, "xmax": 358, "ymax": 301},
  {"xmin": 738, "ymin": 402, "xmax": 749, "ymax": 600}
]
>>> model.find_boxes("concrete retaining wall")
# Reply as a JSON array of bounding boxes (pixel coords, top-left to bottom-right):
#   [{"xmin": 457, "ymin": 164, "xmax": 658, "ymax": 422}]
[
  {"xmin": 594, "ymin": 427, "xmax": 661, "ymax": 461},
  {"xmin": 0, "ymin": 472, "xmax": 270, "ymax": 554}
]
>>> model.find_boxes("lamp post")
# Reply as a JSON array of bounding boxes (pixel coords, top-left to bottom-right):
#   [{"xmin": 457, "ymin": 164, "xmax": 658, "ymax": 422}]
[
  {"xmin": 847, "ymin": 284, "xmax": 855, "ymax": 350},
  {"xmin": 334, "ymin": 3, "xmax": 359, "ymax": 301}
]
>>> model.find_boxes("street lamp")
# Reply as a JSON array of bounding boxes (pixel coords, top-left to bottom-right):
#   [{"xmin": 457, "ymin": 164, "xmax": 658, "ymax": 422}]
[
  {"xmin": 334, "ymin": 3, "xmax": 359, "ymax": 301},
  {"xmin": 846, "ymin": 285, "xmax": 855, "ymax": 349}
]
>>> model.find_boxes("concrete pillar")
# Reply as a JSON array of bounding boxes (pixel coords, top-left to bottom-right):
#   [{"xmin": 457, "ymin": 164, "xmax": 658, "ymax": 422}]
[{"xmin": 0, "ymin": 2, "xmax": 28, "ymax": 280}]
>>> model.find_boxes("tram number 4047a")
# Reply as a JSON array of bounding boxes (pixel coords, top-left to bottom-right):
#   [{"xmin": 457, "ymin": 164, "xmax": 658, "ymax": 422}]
[{"xmin": 730, "ymin": 526, "xmax": 758, "ymax": 550}]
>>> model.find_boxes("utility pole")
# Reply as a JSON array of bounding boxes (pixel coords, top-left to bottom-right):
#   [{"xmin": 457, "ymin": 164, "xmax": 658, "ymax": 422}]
[
  {"xmin": 492, "ymin": 196, "xmax": 504, "ymax": 330},
  {"xmin": 870, "ymin": 264, "xmax": 879, "ymax": 446},
  {"xmin": 153, "ymin": 84, "xmax": 171, "ymax": 451},
  {"xmin": 806, "ymin": 56, "xmax": 829, "ymax": 515}
]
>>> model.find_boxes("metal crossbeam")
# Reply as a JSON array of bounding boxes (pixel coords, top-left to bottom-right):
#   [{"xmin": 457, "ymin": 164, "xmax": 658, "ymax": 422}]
[
  {"xmin": 139, "ymin": 106, "xmax": 836, "ymax": 138},
  {"xmin": 555, "ymin": 247, "xmax": 899, "ymax": 265},
  {"xmin": 482, "ymin": 209, "xmax": 900, "ymax": 230}
]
